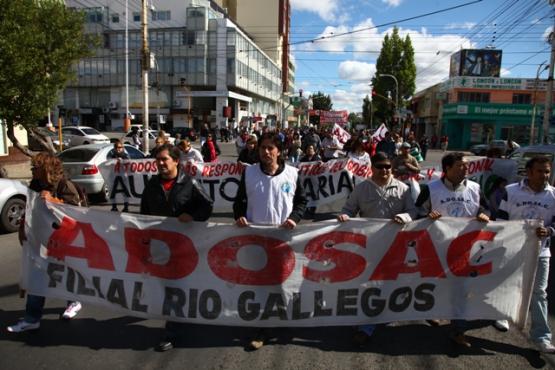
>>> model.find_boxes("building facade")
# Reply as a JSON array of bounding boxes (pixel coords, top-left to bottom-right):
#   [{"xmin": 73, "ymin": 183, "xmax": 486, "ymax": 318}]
[
  {"xmin": 413, "ymin": 76, "xmax": 555, "ymax": 149},
  {"xmin": 62, "ymin": 0, "xmax": 283, "ymax": 131}
]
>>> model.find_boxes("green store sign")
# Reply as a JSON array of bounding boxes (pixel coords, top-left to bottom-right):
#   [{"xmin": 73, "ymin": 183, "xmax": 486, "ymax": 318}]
[{"xmin": 442, "ymin": 103, "xmax": 550, "ymax": 118}]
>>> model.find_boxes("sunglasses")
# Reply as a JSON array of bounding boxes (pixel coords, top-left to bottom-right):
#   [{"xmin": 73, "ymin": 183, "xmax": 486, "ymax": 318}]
[{"xmin": 373, "ymin": 163, "xmax": 392, "ymax": 170}]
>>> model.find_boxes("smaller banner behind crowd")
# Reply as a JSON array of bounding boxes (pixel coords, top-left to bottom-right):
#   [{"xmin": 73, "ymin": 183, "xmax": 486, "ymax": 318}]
[
  {"xmin": 22, "ymin": 192, "xmax": 540, "ymax": 327},
  {"xmin": 99, "ymin": 157, "xmax": 518, "ymax": 211}
]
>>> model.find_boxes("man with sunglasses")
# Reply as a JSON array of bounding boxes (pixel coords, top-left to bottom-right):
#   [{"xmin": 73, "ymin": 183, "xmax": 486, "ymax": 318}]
[
  {"xmin": 338, "ymin": 151, "xmax": 417, "ymax": 345},
  {"xmin": 415, "ymin": 152, "xmax": 490, "ymax": 348}
]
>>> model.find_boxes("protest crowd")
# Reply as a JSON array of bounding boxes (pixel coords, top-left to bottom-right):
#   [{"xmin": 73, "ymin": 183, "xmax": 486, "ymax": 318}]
[{"xmin": 7, "ymin": 121, "xmax": 555, "ymax": 356}]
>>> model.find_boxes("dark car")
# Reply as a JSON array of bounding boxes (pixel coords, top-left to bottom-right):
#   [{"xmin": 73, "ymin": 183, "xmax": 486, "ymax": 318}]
[{"xmin": 169, "ymin": 127, "xmax": 197, "ymax": 142}]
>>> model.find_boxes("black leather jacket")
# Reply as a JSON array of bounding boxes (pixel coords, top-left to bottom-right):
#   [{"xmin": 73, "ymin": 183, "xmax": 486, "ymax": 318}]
[{"xmin": 140, "ymin": 170, "xmax": 213, "ymax": 220}]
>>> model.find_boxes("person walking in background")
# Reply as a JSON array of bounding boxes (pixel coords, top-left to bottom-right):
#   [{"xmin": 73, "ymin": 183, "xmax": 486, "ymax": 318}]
[
  {"xmin": 238, "ymin": 136, "xmax": 259, "ymax": 164},
  {"xmin": 201, "ymin": 133, "xmax": 221, "ymax": 162},
  {"xmin": 178, "ymin": 138, "xmax": 203, "ymax": 163},
  {"xmin": 107, "ymin": 140, "xmax": 130, "ymax": 212},
  {"xmin": 419, "ymin": 135, "xmax": 430, "ymax": 160}
]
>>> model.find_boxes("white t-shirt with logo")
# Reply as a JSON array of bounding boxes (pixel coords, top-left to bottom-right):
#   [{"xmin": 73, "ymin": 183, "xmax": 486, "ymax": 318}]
[
  {"xmin": 428, "ymin": 179, "xmax": 481, "ymax": 218},
  {"xmin": 499, "ymin": 180, "xmax": 555, "ymax": 258},
  {"xmin": 244, "ymin": 163, "xmax": 298, "ymax": 225}
]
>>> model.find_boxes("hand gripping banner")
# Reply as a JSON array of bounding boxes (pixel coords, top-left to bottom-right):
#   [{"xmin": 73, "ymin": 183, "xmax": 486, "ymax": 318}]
[{"xmin": 21, "ymin": 191, "xmax": 539, "ymax": 328}]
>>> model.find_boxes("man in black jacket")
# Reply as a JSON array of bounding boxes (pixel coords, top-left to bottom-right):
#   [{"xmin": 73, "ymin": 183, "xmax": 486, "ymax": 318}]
[{"xmin": 140, "ymin": 143, "xmax": 213, "ymax": 351}]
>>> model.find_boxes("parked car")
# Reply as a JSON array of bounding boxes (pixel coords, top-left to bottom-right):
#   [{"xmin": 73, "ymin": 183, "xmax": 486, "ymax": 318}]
[
  {"xmin": 27, "ymin": 127, "xmax": 70, "ymax": 151},
  {"xmin": 58, "ymin": 143, "xmax": 146, "ymax": 202},
  {"xmin": 0, "ymin": 178, "xmax": 27, "ymax": 233},
  {"xmin": 168, "ymin": 127, "xmax": 197, "ymax": 142},
  {"xmin": 469, "ymin": 140, "xmax": 519, "ymax": 156},
  {"xmin": 122, "ymin": 129, "xmax": 175, "ymax": 149},
  {"xmin": 61, "ymin": 126, "xmax": 110, "ymax": 147},
  {"xmin": 507, "ymin": 144, "xmax": 555, "ymax": 184}
]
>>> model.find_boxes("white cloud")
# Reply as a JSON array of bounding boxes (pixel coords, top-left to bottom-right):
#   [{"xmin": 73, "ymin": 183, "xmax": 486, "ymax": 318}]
[
  {"xmin": 543, "ymin": 26, "xmax": 553, "ymax": 41},
  {"xmin": 295, "ymin": 21, "xmax": 476, "ymax": 111},
  {"xmin": 500, "ymin": 68, "xmax": 511, "ymax": 77},
  {"xmin": 445, "ymin": 22, "xmax": 476, "ymax": 30},
  {"xmin": 382, "ymin": 0, "xmax": 402, "ymax": 7},
  {"xmin": 338, "ymin": 61, "xmax": 376, "ymax": 81},
  {"xmin": 290, "ymin": 0, "xmax": 341, "ymax": 22}
]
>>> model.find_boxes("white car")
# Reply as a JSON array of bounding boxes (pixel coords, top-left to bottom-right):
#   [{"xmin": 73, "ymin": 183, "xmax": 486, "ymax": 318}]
[
  {"xmin": 61, "ymin": 126, "xmax": 110, "ymax": 147},
  {"xmin": 0, "ymin": 178, "xmax": 27, "ymax": 233},
  {"xmin": 58, "ymin": 143, "xmax": 146, "ymax": 202},
  {"xmin": 122, "ymin": 129, "xmax": 175, "ymax": 149}
]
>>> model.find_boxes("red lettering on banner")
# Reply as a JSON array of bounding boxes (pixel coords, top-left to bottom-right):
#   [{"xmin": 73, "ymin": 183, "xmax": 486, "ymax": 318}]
[
  {"xmin": 47, "ymin": 217, "xmax": 115, "ymax": 270},
  {"xmin": 427, "ymin": 168, "xmax": 436, "ymax": 180},
  {"xmin": 124, "ymin": 228, "xmax": 198, "ymax": 279},
  {"xmin": 114, "ymin": 161, "xmax": 121, "ymax": 173},
  {"xmin": 447, "ymin": 230, "xmax": 495, "ymax": 277},
  {"xmin": 201, "ymin": 165, "xmax": 210, "ymax": 176},
  {"xmin": 303, "ymin": 231, "xmax": 367, "ymax": 283},
  {"xmin": 208, "ymin": 235, "xmax": 295, "ymax": 285},
  {"xmin": 370, "ymin": 230, "xmax": 445, "ymax": 280}
]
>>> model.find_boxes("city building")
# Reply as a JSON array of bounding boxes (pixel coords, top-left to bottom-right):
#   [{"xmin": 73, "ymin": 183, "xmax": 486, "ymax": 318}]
[
  {"xmin": 61, "ymin": 0, "xmax": 285, "ymax": 132},
  {"xmin": 412, "ymin": 49, "xmax": 555, "ymax": 149}
]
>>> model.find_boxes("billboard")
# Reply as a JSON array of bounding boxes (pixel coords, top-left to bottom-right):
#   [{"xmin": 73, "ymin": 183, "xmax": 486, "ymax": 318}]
[{"xmin": 450, "ymin": 49, "xmax": 502, "ymax": 78}]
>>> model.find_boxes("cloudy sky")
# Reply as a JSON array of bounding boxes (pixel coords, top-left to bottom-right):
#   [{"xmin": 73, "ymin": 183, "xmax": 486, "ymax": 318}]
[{"xmin": 289, "ymin": 0, "xmax": 553, "ymax": 113}]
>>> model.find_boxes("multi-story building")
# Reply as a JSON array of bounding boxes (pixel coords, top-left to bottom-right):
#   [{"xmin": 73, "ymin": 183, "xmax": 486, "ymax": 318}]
[{"xmin": 62, "ymin": 0, "xmax": 282, "ymax": 132}]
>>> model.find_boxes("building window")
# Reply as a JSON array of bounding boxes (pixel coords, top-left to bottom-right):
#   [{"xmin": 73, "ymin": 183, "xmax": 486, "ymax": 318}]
[
  {"xmin": 133, "ymin": 12, "xmax": 141, "ymax": 22},
  {"xmin": 458, "ymin": 92, "xmax": 490, "ymax": 103},
  {"xmin": 187, "ymin": 8, "xmax": 205, "ymax": 17},
  {"xmin": 512, "ymin": 93, "xmax": 531, "ymax": 104},
  {"xmin": 112, "ymin": 13, "xmax": 119, "ymax": 23},
  {"xmin": 152, "ymin": 10, "xmax": 171, "ymax": 21},
  {"xmin": 183, "ymin": 30, "xmax": 195, "ymax": 45},
  {"xmin": 84, "ymin": 8, "xmax": 103, "ymax": 23}
]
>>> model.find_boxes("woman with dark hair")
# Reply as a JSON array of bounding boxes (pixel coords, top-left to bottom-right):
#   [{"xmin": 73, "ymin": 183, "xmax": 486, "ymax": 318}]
[
  {"xmin": 348, "ymin": 139, "xmax": 371, "ymax": 165},
  {"xmin": 7, "ymin": 153, "xmax": 84, "ymax": 333},
  {"xmin": 238, "ymin": 136, "xmax": 259, "ymax": 164},
  {"xmin": 201, "ymin": 133, "xmax": 221, "ymax": 162}
]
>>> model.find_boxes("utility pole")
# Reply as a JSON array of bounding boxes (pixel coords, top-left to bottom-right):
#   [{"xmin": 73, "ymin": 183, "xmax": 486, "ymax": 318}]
[
  {"xmin": 531, "ymin": 61, "xmax": 548, "ymax": 145},
  {"xmin": 141, "ymin": 0, "xmax": 150, "ymax": 154},
  {"xmin": 123, "ymin": 0, "xmax": 130, "ymax": 132},
  {"xmin": 542, "ymin": 0, "xmax": 555, "ymax": 144}
]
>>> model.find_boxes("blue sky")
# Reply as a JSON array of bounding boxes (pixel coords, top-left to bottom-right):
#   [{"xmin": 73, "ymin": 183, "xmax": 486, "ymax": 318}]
[{"xmin": 289, "ymin": 0, "xmax": 554, "ymax": 112}]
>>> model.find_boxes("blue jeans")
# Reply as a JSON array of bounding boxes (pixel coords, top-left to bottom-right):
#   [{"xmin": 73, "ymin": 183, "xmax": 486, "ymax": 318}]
[
  {"xmin": 24, "ymin": 294, "xmax": 45, "ymax": 323},
  {"xmin": 530, "ymin": 257, "xmax": 551, "ymax": 344}
]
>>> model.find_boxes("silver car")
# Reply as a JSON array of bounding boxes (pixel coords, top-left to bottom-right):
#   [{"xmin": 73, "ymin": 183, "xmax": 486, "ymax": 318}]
[
  {"xmin": 58, "ymin": 143, "xmax": 146, "ymax": 202},
  {"xmin": 61, "ymin": 126, "xmax": 110, "ymax": 147},
  {"xmin": 0, "ymin": 178, "xmax": 27, "ymax": 233},
  {"xmin": 122, "ymin": 129, "xmax": 175, "ymax": 149}
]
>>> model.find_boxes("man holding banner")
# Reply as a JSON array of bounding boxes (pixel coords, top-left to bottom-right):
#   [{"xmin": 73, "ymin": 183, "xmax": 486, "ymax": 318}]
[
  {"xmin": 233, "ymin": 132, "xmax": 307, "ymax": 349},
  {"xmin": 140, "ymin": 143, "xmax": 214, "ymax": 352},
  {"xmin": 497, "ymin": 156, "xmax": 555, "ymax": 353},
  {"xmin": 415, "ymin": 152, "xmax": 490, "ymax": 348},
  {"xmin": 338, "ymin": 151, "xmax": 417, "ymax": 345}
]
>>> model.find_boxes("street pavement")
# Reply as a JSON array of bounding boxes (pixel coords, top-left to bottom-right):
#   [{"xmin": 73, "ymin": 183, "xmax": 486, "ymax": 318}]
[{"xmin": 1, "ymin": 141, "xmax": 555, "ymax": 369}]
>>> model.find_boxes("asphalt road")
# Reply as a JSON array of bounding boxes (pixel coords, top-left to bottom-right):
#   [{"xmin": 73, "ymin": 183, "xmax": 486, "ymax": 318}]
[{"xmin": 1, "ymin": 142, "xmax": 555, "ymax": 369}]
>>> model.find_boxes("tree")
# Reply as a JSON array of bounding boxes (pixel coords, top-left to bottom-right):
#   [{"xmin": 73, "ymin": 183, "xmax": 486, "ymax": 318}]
[
  {"xmin": 311, "ymin": 91, "xmax": 333, "ymax": 111},
  {"xmin": 0, "ymin": 0, "xmax": 93, "ymax": 155},
  {"xmin": 362, "ymin": 95, "xmax": 372, "ymax": 128},
  {"xmin": 371, "ymin": 27, "xmax": 416, "ymax": 126},
  {"xmin": 348, "ymin": 112, "xmax": 362, "ymax": 127}
]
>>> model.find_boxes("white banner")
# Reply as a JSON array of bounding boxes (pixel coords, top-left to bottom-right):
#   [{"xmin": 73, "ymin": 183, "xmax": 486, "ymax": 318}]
[
  {"xmin": 372, "ymin": 124, "xmax": 389, "ymax": 143},
  {"xmin": 99, "ymin": 157, "xmax": 518, "ymax": 210},
  {"xmin": 22, "ymin": 192, "xmax": 540, "ymax": 328}
]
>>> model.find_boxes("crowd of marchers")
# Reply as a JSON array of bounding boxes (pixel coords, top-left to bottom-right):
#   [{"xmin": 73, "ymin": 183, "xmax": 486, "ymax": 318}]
[{"xmin": 5, "ymin": 125, "xmax": 555, "ymax": 355}]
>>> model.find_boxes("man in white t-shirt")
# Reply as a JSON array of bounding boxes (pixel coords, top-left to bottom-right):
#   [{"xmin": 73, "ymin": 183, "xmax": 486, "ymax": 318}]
[
  {"xmin": 233, "ymin": 132, "xmax": 307, "ymax": 350},
  {"xmin": 415, "ymin": 152, "xmax": 490, "ymax": 348},
  {"xmin": 497, "ymin": 156, "xmax": 555, "ymax": 353}
]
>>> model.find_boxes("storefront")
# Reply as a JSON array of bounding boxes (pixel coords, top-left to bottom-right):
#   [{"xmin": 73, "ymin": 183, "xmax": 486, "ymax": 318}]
[{"xmin": 441, "ymin": 102, "xmax": 553, "ymax": 149}]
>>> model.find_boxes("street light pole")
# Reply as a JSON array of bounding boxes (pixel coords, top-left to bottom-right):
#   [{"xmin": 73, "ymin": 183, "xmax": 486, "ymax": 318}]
[
  {"xmin": 141, "ymin": 0, "xmax": 150, "ymax": 154},
  {"xmin": 123, "ymin": 0, "xmax": 130, "ymax": 132},
  {"xmin": 531, "ymin": 61, "xmax": 548, "ymax": 145},
  {"xmin": 378, "ymin": 73, "xmax": 399, "ymax": 125}
]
